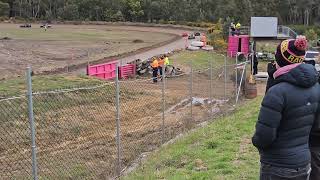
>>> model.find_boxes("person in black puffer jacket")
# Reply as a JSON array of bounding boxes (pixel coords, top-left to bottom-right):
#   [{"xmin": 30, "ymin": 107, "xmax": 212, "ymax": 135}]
[
  {"xmin": 252, "ymin": 36, "xmax": 320, "ymax": 180},
  {"xmin": 310, "ymin": 112, "xmax": 320, "ymax": 180}
]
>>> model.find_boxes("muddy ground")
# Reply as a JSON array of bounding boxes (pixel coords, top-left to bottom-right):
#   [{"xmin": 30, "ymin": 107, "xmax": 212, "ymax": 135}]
[
  {"xmin": 0, "ymin": 24, "xmax": 184, "ymax": 79},
  {"xmin": 0, "ymin": 65, "xmax": 241, "ymax": 179}
]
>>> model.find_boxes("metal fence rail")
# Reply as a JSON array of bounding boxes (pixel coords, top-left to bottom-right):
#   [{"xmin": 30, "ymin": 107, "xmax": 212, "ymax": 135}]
[{"xmin": 0, "ymin": 55, "xmax": 247, "ymax": 179}]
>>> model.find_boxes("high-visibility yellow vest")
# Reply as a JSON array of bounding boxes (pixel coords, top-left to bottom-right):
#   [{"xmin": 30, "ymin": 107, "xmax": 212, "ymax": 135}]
[
  {"xmin": 236, "ymin": 23, "xmax": 241, "ymax": 29},
  {"xmin": 164, "ymin": 57, "xmax": 170, "ymax": 65}
]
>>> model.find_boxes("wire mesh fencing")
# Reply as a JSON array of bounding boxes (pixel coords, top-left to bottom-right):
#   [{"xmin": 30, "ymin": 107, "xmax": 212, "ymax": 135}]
[
  {"xmin": 0, "ymin": 55, "xmax": 248, "ymax": 179},
  {"xmin": 0, "ymin": 96, "xmax": 32, "ymax": 180},
  {"xmin": 165, "ymin": 73, "xmax": 191, "ymax": 140},
  {"xmin": 119, "ymin": 78, "xmax": 164, "ymax": 174},
  {"xmin": 32, "ymin": 83, "xmax": 117, "ymax": 179}
]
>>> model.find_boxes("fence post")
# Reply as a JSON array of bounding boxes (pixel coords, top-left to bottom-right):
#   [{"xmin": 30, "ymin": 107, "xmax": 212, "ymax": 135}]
[
  {"xmin": 235, "ymin": 53, "xmax": 238, "ymax": 105},
  {"xmin": 224, "ymin": 55, "xmax": 227, "ymax": 100},
  {"xmin": 236, "ymin": 62, "xmax": 247, "ymax": 104},
  {"xmin": 161, "ymin": 65, "xmax": 166, "ymax": 143},
  {"xmin": 26, "ymin": 67, "xmax": 38, "ymax": 180},
  {"xmin": 209, "ymin": 57, "xmax": 213, "ymax": 117},
  {"xmin": 87, "ymin": 50, "xmax": 90, "ymax": 71},
  {"xmin": 87, "ymin": 50, "xmax": 90, "ymax": 76},
  {"xmin": 115, "ymin": 63, "xmax": 121, "ymax": 177},
  {"xmin": 189, "ymin": 61, "xmax": 193, "ymax": 127},
  {"xmin": 88, "ymin": 50, "xmax": 90, "ymax": 62}
]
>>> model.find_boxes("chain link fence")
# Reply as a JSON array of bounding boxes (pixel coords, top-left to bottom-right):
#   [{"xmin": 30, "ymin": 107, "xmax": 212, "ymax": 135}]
[
  {"xmin": 0, "ymin": 96, "xmax": 32, "ymax": 179},
  {"xmin": 0, "ymin": 53, "xmax": 249, "ymax": 179}
]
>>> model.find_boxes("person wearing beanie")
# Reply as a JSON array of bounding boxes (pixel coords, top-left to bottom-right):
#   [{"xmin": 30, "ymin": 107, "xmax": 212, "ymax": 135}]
[{"xmin": 252, "ymin": 36, "xmax": 320, "ymax": 180}]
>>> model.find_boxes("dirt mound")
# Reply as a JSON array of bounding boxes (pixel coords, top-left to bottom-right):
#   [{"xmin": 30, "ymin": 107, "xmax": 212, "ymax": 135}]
[
  {"xmin": 0, "ymin": 37, "xmax": 11, "ymax": 40},
  {"xmin": 132, "ymin": 39, "xmax": 144, "ymax": 43}
]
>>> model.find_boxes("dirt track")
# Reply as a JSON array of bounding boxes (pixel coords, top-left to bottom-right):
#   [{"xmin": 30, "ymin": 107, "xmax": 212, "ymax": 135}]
[
  {"xmin": 0, "ymin": 24, "xmax": 192, "ymax": 79},
  {"xmin": 76, "ymin": 26, "xmax": 191, "ymax": 75}
]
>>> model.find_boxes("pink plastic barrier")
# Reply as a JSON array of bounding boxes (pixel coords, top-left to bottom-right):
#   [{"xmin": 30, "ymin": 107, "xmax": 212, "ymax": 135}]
[
  {"xmin": 228, "ymin": 36, "xmax": 239, "ymax": 57},
  {"xmin": 228, "ymin": 35, "xmax": 250, "ymax": 57},
  {"xmin": 119, "ymin": 64, "xmax": 136, "ymax": 79},
  {"xmin": 87, "ymin": 61, "xmax": 118, "ymax": 80},
  {"xmin": 241, "ymin": 35, "xmax": 250, "ymax": 55}
]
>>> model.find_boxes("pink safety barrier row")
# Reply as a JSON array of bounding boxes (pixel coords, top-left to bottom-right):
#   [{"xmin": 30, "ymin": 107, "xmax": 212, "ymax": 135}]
[
  {"xmin": 87, "ymin": 61, "xmax": 118, "ymax": 80},
  {"xmin": 87, "ymin": 61, "xmax": 136, "ymax": 80},
  {"xmin": 227, "ymin": 35, "xmax": 250, "ymax": 57},
  {"xmin": 119, "ymin": 64, "xmax": 136, "ymax": 79}
]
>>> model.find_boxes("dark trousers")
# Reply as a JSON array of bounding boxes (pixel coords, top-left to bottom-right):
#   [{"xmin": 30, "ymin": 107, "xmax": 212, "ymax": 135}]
[
  {"xmin": 158, "ymin": 66, "xmax": 163, "ymax": 81},
  {"xmin": 260, "ymin": 163, "xmax": 311, "ymax": 180},
  {"xmin": 310, "ymin": 148, "xmax": 320, "ymax": 180},
  {"xmin": 152, "ymin": 67, "xmax": 158, "ymax": 83},
  {"xmin": 231, "ymin": 28, "xmax": 236, "ymax": 36},
  {"xmin": 159, "ymin": 66, "xmax": 163, "ymax": 76},
  {"xmin": 253, "ymin": 62, "xmax": 258, "ymax": 75}
]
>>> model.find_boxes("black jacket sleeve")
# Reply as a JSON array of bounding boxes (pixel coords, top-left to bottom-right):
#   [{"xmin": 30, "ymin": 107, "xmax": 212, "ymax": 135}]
[
  {"xmin": 267, "ymin": 63, "xmax": 276, "ymax": 77},
  {"xmin": 252, "ymin": 88, "xmax": 284, "ymax": 149},
  {"xmin": 265, "ymin": 63, "xmax": 277, "ymax": 93}
]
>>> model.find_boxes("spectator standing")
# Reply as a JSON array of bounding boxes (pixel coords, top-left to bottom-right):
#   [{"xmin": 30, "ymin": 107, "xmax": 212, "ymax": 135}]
[{"xmin": 253, "ymin": 37, "xmax": 320, "ymax": 180}]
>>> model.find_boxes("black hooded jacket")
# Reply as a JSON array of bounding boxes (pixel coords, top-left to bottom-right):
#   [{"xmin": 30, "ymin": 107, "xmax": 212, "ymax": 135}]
[
  {"xmin": 253, "ymin": 64, "xmax": 320, "ymax": 168},
  {"xmin": 265, "ymin": 62, "xmax": 277, "ymax": 93}
]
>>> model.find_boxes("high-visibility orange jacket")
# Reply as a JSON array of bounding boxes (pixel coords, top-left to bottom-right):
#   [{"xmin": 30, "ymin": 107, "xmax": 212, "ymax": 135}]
[
  {"xmin": 151, "ymin": 59, "xmax": 159, "ymax": 68},
  {"xmin": 158, "ymin": 58, "xmax": 165, "ymax": 67}
]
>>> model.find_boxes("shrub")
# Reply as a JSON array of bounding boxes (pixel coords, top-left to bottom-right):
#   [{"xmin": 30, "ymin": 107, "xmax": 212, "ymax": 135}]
[
  {"xmin": 168, "ymin": 21, "xmax": 177, "ymax": 25},
  {"xmin": 185, "ymin": 22, "xmax": 192, "ymax": 26},
  {"xmin": 200, "ymin": 22, "xmax": 213, "ymax": 28},
  {"xmin": 206, "ymin": 20, "xmax": 227, "ymax": 51},
  {"xmin": 214, "ymin": 38, "xmax": 228, "ymax": 51},
  {"xmin": 290, "ymin": 25, "xmax": 309, "ymax": 35},
  {"xmin": 290, "ymin": 25, "xmax": 320, "ymax": 38},
  {"xmin": 159, "ymin": 19, "xmax": 168, "ymax": 24},
  {"xmin": 0, "ymin": 16, "xmax": 9, "ymax": 22},
  {"xmin": 305, "ymin": 29, "xmax": 318, "ymax": 41}
]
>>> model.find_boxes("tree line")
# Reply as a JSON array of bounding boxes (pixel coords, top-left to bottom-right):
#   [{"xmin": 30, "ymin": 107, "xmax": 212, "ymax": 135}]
[{"xmin": 0, "ymin": 0, "xmax": 320, "ymax": 25}]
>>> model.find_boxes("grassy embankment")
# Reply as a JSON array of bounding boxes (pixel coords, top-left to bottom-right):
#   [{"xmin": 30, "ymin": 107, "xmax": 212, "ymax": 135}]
[{"xmin": 124, "ymin": 97, "xmax": 261, "ymax": 180}]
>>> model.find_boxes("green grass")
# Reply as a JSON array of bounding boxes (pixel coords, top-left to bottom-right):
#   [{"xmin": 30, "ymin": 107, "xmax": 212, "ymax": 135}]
[
  {"xmin": 256, "ymin": 41, "xmax": 279, "ymax": 53},
  {"xmin": 0, "ymin": 75, "xmax": 103, "ymax": 97},
  {"xmin": 124, "ymin": 97, "xmax": 262, "ymax": 180},
  {"xmin": 170, "ymin": 51, "xmax": 235, "ymax": 70},
  {"xmin": 0, "ymin": 51, "xmax": 233, "ymax": 97}
]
